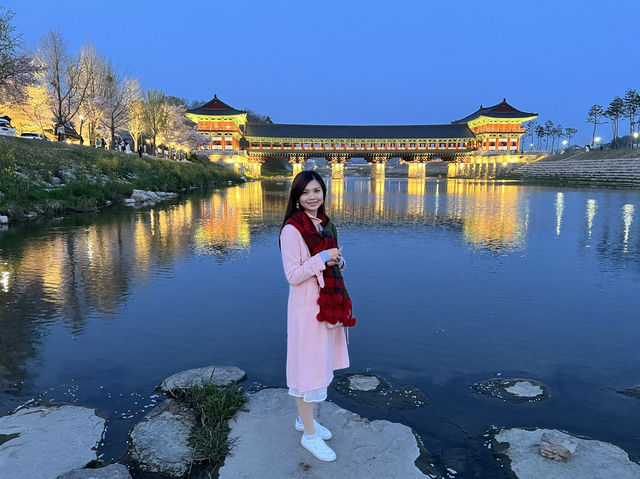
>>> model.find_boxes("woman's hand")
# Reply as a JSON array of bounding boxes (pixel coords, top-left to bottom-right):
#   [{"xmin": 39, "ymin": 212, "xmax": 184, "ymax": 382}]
[{"xmin": 325, "ymin": 247, "xmax": 341, "ymax": 265}]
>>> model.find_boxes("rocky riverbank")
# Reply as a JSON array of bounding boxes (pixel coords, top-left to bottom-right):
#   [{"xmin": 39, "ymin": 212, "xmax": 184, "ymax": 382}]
[
  {"xmin": 0, "ymin": 136, "xmax": 242, "ymax": 223},
  {"xmin": 1, "ymin": 367, "xmax": 639, "ymax": 478}
]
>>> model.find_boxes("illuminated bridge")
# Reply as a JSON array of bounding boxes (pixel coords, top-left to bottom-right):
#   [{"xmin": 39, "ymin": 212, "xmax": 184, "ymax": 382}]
[{"xmin": 186, "ymin": 96, "xmax": 537, "ymax": 178}]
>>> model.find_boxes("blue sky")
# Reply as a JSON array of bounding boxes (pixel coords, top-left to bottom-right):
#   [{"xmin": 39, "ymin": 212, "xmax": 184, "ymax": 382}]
[{"xmin": 6, "ymin": 0, "xmax": 640, "ymax": 144}]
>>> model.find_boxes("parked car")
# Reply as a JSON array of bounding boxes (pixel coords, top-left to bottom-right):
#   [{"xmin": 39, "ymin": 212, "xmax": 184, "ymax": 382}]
[
  {"xmin": 0, "ymin": 116, "xmax": 16, "ymax": 137},
  {"xmin": 19, "ymin": 132, "xmax": 46, "ymax": 140}
]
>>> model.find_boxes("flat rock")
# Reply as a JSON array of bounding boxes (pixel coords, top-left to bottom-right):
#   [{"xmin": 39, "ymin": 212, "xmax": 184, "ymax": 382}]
[
  {"xmin": 128, "ymin": 399, "xmax": 195, "ymax": 477},
  {"xmin": 333, "ymin": 373, "xmax": 427, "ymax": 409},
  {"xmin": 159, "ymin": 366, "xmax": 246, "ymax": 393},
  {"xmin": 0, "ymin": 405, "xmax": 105, "ymax": 479},
  {"xmin": 219, "ymin": 388, "xmax": 438, "ymax": 478},
  {"xmin": 349, "ymin": 374, "xmax": 380, "ymax": 391},
  {"xmin": 472, "ymin": 378, "xmax": 549, "ymax": 402},
  {"xmin": 618, "ymin": 384, "xmax": 640, "ymax": 399},
  {"xmin": 492, "ymin": 427, "xmax": 640, "ymax": 479},
  {"xmin": 540, "ymin": 430, "xmax": 578, "ymax": 462},
  {"xmin": 57, "ymin": 464, "xmax": 132, "ymax": 478}
]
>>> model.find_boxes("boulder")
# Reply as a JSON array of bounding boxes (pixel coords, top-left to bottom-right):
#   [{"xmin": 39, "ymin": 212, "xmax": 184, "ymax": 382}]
[
  {"xmin": 159, "ymin": 366, "xmax": 246, "ymax": 393},
  {"xmin": 57, "ymin": 464, "xmax": 132, "ymax": 478},
  {"xmin": 218, "ymin": 388, "xmax": 438, "ymax": 478},
  {"xmin": 128, "ymin": 399, "xmax": 195, "ymax": 477},
  {"xmin": 0, "ymin": 405, "xmax": 105, "ymax": 479},
  {"xmin": 492, "ymin": 427, "xmax": 640, "ymax": 479},
  {"xmin": 539, "ymin": 430, "xmax": 578, "ymax": 462}
]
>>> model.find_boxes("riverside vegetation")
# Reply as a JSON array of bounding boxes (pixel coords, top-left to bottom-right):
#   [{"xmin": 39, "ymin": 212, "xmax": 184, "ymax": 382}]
[
  {"xmin": 0, "ymin": 136, "xmax": 241, "ymax": 222},
  {"xmin": 180, "ymin": 384, "xmax": 248, "ymax": 476}
]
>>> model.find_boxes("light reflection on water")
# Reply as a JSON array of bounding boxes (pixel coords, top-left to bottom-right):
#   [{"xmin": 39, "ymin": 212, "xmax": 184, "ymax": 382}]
[{"xmin": 0, "ymin": 178, "xmax": 639, "ymax": 474}]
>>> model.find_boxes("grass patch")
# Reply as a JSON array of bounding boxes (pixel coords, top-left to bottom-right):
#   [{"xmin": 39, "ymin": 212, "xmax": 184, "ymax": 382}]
[
  {"xmin": 0, "ymin": 136, "xmax": 242, "ymax": 221},
  {"xmin": 181, "ymin": 383, "xmax": 248, "ymax": 476}
]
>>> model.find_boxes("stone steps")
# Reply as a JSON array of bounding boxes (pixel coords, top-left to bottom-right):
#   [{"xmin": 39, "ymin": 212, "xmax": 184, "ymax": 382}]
[{"xmin": 504, "ymin": 157, "xmax": 640, "ymax": 185}]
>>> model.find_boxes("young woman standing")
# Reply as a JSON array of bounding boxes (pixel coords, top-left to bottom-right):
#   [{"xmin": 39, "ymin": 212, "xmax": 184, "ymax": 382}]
[{"xmin": 279, "ymin": 171, "xmax": 356, "ymax": 462}]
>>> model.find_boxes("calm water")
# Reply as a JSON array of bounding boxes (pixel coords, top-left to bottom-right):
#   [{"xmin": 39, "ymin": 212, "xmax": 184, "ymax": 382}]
[{"xmin": 1, "ymin": 178, "xmax": 639, "ymax": 476}]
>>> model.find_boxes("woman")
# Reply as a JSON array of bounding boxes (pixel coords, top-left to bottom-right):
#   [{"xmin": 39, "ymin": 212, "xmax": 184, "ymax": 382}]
[{"xmin": 280, "ymin": 171, "xmax": 356, "ymax": 462}]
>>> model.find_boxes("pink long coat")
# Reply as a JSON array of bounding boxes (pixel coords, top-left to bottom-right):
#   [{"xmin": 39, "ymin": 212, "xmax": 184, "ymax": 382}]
[{"xmin": 280, "ymin": 221, "xmax": 350, "ymax": 393}]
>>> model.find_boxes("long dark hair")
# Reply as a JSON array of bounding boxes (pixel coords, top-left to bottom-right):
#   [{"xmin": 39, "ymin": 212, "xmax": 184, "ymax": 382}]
[{"xmin": 280, "ymin": 170, "xmax": 328, "ymax": 233}]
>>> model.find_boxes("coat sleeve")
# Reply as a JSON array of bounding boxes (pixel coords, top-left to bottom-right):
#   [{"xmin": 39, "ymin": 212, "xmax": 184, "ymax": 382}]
[{"xmin": 281, "ymin": 225, "xmax": 326, "ymax": 286}]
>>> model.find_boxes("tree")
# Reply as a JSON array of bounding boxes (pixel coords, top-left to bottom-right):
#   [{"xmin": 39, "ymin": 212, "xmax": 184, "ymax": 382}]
[
  {"xmin": 0, "ymin": 7, "xmax": 38, "ymax": 100},
  {"xmin": 0, "ymin": 83, "xmax": 51, "ymax": 136},
  {"xmin": 126, "ymin": 97, "xmax": 146, "ymax": 152},
  {"xmin": 551, "ymin": 124, "xmax": 563, "ymax": 153},
  {"xmin": 535, "ymin": 125, "xmax": 545, "ymax": 149},
  {"xmin": 77, "ymin": 44, "xmax": 107, "ymax": 145},
  {"xmin": 544, "ymin": 120, "xmax": 554, "ymax": 151},
  {"xmin": 623, "ymin": 88, "xmax": 640, "ymax": 147},
  {"xmin": 604, "ymin": 96, "xmax": 624, "ymax": 148},
  {"xmin": 99, "ymin": 59, "xmax": 135, "ymax": 149},
  {"xmin": 564, "ymin": 127, "xmax": 578, "ymax": 147},
  {"xmin": 524, "ymin": 120, "xmax": 538, "ymax": 150},
  {"xmin": 246, "ymin": 108, "xmax": 273, "ymax": 124},
  {"xmin": 142, "ymin": 88, "xmax": 169, "ymax": 154},
  {"xmin": 586, "ymin": 104, "xmax": 605, "ymax": 147},
  {"xmin": 37, "ymin": 30, "xmax": 89, "ymax": 138}
]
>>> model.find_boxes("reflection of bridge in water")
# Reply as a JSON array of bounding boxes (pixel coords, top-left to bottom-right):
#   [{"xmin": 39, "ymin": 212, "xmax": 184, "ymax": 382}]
[{"xmin": 186, "ymin": 96, "xmax": 538, "ymax": 179}]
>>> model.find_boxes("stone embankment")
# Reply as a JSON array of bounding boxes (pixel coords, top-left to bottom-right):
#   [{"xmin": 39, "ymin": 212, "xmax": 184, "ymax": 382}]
[{"xmin": 500, "ymin": 157, "xmax": 640, "ymax": 186}]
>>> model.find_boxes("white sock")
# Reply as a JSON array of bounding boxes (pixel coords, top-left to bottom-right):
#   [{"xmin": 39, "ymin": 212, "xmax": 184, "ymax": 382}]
[{"xmin": 304, "ymin": 432, "xmax": 319, "ymax": 440}]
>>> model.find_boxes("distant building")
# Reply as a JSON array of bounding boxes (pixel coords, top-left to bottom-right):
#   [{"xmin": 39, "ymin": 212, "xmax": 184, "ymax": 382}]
[{"xmin": 186, "ymin": 95, "xmax": 537, "ymax": 177}]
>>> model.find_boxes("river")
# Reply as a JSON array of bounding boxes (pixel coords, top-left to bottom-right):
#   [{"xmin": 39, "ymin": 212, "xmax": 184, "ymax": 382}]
[{"xmin": 1, "ymin": 177, "xmax": 639, "ymax": 475}]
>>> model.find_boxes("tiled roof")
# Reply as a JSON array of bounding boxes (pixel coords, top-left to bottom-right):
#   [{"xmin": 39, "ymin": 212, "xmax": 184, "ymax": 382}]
[
  {"xmin": 187, "ymin": 94, "xmax": 245, "ymax": 116},
  {"xmin": 453, "ymin": 99, "xmax": 537, "ymax": 123},
  {"xmin": 244, "ymin": 123, "xmax": 474, "ymax": 139}
]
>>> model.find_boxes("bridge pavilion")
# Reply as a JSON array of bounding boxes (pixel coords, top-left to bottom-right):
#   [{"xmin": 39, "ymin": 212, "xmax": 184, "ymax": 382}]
[{"xmin": 186, "ymin": 97, "xmax": 537, "ymax": 178}]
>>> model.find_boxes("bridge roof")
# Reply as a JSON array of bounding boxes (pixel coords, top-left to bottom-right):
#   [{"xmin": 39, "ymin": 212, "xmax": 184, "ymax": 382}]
[
  {"xmin": 187, "ymin": 94, "xmax": 245, "ymax": 116},
  {"xmin": 452, "ymin": 99, "xmax": 537, "ymax": 123},
  {"xmin": 244, "ymin": 123, "xmax": 474, "ymax": 139}
]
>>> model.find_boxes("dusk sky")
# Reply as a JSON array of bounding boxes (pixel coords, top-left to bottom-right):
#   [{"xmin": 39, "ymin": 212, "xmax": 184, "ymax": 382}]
[{"xmin": 5, "ymin": 0, "xmax": 640, "ymax": 144}]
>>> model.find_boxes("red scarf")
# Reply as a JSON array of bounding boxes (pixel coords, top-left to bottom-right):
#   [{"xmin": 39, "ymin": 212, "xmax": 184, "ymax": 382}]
[{"xmin": 286, "ymin": 211, "xmax": 356, "ymax": 327}]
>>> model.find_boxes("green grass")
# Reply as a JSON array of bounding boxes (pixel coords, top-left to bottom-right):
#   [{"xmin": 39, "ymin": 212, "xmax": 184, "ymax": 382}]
[
  {"xmin": 180, "ymin": 383, "xmax": 248, "ymax": 476},
  {"xmin": 0, "ymin": 136, "xmax": 241, "ymax": 220}
]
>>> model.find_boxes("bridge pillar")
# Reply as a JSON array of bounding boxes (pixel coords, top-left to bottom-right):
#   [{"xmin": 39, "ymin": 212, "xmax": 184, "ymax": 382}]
[
  {"xmin": 292, "ymin": 162, "xmax": 304, "ymax": 176},
  {"xmin": 289, "ymin": 155, "xmax": 305, "ymax": 177},
  {"xmin": 331, "ymin": 162, "xmax": 344, "ymax": 179},
  {"xmin": 370, "ymin": 161, "xmax": 386, "ymax": 179},
  {"xmin": 248, "ymin": 161, "xmax": 262, "ymax": 177},
  {"xmin": 408, "ymin": 162, "xmax": 426, "ymax": 179}
]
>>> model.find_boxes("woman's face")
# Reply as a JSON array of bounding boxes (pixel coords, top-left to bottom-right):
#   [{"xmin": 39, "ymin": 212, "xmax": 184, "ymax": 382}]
[{"xmin": 298, "ymin": 179, "xmax": 324, "ymax": 215}]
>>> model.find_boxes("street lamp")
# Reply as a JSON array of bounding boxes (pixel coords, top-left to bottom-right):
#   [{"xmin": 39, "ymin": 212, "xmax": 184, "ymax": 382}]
[{"xmin": 633, "ymin": 131, "xmax": 639, "ymax": 148}]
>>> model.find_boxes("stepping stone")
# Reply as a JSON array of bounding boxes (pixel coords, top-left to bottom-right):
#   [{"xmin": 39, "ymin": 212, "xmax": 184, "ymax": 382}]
[
  {"xmin": 491, "ymin": 427, "xmax": 640, "ymax": 479},
  {"xmin": 218, "ymin": 388, "xmax": 439, "ymax": 478},
  {"xmin": 159, "ymin": 366, "xmax": 246, "ymax": 393},
  {"xmin": 128, "ymin": 399, "xmax": 195, "ymax": 477},
  {"xmin": 472, "ymin": 378, "xmax": 549, "ymax": 403},
  {"xmin": 333, "ymin": 373, "xmax": 427, "ymax": 409},
  {"xmin": 0, "ymin": 405, "xmax": 105, "ymax": 479}
]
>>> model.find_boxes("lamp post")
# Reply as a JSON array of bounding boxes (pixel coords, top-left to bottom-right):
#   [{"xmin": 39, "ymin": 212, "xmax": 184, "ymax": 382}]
[
  {"xmin": 633, "ymin": 131, "xmax": 639, "ymax": 148},
  {"xmin": 78, "ymin": 115, "xmax": 85, "ymax": 144},
  {"xmin": 594, "ymin": 137, "xmax": 602, "ymax": 150},
  {"xmin": 561, "ymin": 139, "xmax": 568, "ymax": 153}
]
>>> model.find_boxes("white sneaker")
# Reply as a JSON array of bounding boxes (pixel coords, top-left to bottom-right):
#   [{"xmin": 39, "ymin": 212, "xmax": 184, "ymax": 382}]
[
  {"xmin": 295, "ymin": 417, "xmax": 333, "ymax": 440},
  {"xmin": 301, "ymin": 434, "xmax": 337, "ymax": 462}
]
